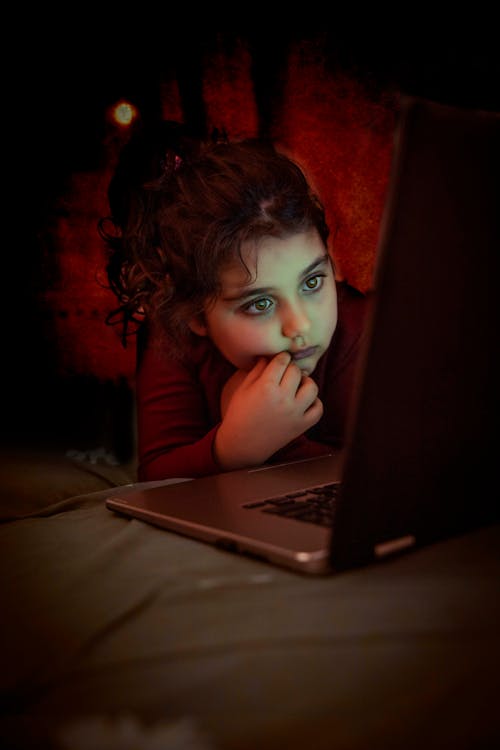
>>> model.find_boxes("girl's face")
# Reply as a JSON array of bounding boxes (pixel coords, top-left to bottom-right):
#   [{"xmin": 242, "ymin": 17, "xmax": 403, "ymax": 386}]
[{"xmin": 190, "ymin": 229, "xmax": 338, "ymax": 375}]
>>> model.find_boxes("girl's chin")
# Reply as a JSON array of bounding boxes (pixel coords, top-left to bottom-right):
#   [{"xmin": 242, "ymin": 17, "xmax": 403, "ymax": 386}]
[{"xmin": 298, "ymin": 361, "xmax": 319, "ymax": 376}]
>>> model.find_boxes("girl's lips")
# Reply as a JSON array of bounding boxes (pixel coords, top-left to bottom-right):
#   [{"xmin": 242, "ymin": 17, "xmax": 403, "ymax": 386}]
[{"xmin": 290, "ymin": 346, "xmax": 318, "ymax": 361}]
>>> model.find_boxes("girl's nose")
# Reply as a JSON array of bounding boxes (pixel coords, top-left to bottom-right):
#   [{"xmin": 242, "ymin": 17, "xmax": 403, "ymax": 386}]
[{"xmin": 281, "ymin": 302, "xmax": 311, "ymax": 341}]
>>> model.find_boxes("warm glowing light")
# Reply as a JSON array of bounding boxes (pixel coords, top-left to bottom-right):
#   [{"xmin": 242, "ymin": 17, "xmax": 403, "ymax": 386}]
[{"xmin": 111, "ymin": 100, "xmax": 138, "ymax": 127}]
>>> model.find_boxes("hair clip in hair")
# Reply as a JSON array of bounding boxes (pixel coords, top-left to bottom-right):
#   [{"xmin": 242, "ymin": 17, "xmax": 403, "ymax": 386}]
[{"xmin": 159, "ymin": 151, "xmax": 183, "ymax": 177}]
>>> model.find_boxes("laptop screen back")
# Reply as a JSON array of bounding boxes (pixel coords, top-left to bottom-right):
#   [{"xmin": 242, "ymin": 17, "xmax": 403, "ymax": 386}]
[{"xmin": 330, "ymin": 96, "xmax": 500, "ymax": 569}]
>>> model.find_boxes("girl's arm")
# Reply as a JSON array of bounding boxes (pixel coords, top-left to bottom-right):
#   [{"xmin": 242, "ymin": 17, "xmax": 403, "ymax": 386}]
[
  {"xmin": 137, "ymin": 343, "xmax": 328, "ymax": 481},
  {"xmin": 136, "ymin": 340, "xmax": 226, "ymax": 481}
]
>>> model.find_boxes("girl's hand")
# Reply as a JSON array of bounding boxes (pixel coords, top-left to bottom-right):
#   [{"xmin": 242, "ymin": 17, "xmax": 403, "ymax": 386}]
[
  {"xmin": 220, "ymin": 368, "xmax": 248, "ymax": 419},
  {"xmin": 214, "ymin": 352, "xmax": 323, "ymax": 471}
]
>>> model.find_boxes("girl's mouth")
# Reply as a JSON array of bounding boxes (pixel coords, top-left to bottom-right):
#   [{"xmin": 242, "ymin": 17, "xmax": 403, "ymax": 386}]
[{"xmin": 290, "ymin": 346, "xmax": 318, "ymax": 361}]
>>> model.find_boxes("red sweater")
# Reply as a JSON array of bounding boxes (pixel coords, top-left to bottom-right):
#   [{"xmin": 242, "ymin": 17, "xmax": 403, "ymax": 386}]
[{"xmin": 136, "ymin": 281, "xmax": 369, "ymax": 480}]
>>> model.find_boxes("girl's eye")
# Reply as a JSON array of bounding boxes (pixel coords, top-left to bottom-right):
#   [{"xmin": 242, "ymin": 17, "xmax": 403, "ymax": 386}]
[
  {"xmin": 243, "ymin": 297, "xmax": 274, "ymax": 315},
  {"xmin": 302, "ymin": 274, "xmax": 325, "ymax": 292}
]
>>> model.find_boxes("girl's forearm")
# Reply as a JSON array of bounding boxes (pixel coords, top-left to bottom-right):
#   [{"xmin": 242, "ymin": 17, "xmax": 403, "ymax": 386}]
[{"xmin": 137, "ymin": 426, "xmax": 221, "ymax": 481}]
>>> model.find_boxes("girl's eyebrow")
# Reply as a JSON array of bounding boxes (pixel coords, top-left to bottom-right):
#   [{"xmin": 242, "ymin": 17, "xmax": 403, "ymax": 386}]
[{"xmin": 222, "ymin": 253, "xmax": 330, "ymax": 302}]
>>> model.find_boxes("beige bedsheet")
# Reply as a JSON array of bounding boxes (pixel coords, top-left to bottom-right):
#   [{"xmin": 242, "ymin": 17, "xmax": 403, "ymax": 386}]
[{"xmin": 1, "ymin": 465, "xmax": 499, "ymax": 750}]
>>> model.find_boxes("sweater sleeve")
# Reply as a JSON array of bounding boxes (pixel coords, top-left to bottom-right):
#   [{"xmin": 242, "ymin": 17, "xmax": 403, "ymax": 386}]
[{"xmin": 136, "ymin": 340, "xmax": 223, "ymax": 481}]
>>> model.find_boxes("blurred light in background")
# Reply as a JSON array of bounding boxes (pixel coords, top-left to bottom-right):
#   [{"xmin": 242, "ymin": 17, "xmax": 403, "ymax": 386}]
[{"xmin": 110, "ymin": 100, "xmax": 138, "ymax": 127}]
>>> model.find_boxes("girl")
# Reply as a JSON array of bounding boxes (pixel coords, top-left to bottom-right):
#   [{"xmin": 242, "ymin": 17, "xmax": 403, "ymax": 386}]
[{"xmin": 101, "ymin": 123, "xmax": 368, "ymax": 480}]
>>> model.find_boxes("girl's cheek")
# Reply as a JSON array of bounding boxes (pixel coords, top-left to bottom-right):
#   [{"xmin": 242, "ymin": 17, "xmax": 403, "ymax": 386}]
[{"xmin": 240, "ymin": 328, "xmax": 271, "ymax": 352}]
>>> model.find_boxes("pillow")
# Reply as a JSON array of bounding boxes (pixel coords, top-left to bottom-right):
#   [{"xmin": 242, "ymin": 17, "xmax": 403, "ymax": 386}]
[{"xmin": 0, "ymin": 449, "xmax": 137, "ymax": 521}]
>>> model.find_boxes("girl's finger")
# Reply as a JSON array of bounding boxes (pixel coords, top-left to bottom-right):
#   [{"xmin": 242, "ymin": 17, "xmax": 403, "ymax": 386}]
[
  {"xmin": 303, "ymin": 397, "xmax": 324, "ymax": 426},
  {"xmin": 262, "ymin": 351, "xmax": 293, "ymax": 384},
  {"xmin": 295, "ymin": 375, "xmax": 320, "ymax": 408},
  {"xmin": 243, "ymin": 356, "xmax": 271, "ymax": 385},
  {"xmin": 279, "ymin": 360, "xmax": 304, "ymax": 393}
]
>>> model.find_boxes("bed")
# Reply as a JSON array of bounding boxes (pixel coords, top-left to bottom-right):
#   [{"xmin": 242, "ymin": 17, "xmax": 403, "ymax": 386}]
[{"xmin": 1, "ymin": 447, "xmax": 499, "ymax": 750}]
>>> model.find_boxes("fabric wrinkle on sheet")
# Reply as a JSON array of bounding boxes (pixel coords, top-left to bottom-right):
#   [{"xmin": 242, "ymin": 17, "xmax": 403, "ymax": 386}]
[
  {"xmin": 57, "ymin": 714, "xmax": 217, "ymax": 750},
  {"xmin": 197, "ymin": 573, "xmax": 275, "ymax": 590}
]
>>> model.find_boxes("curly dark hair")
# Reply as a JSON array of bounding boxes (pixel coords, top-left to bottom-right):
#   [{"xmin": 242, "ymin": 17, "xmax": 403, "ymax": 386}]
[{"xmin": 99, "ymin": 123, "xmax": 331, "ymax": 354}]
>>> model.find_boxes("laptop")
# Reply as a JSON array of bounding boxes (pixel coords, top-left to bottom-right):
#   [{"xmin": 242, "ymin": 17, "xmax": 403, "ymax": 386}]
[{"xmin": 106, "ymin": 95, "xmax": 500, "ymax": 575}]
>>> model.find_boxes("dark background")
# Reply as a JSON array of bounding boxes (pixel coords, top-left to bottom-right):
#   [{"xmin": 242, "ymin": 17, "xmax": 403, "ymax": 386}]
[{"xmin": 5, "ymin": 20, "xmax": 499, "ymax": 454}]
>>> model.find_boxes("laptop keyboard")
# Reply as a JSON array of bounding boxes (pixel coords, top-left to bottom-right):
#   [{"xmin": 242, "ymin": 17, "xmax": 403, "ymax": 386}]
[{"xmin": 243, "ymin": 482, "xmax": 340, "ymax": 527}]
